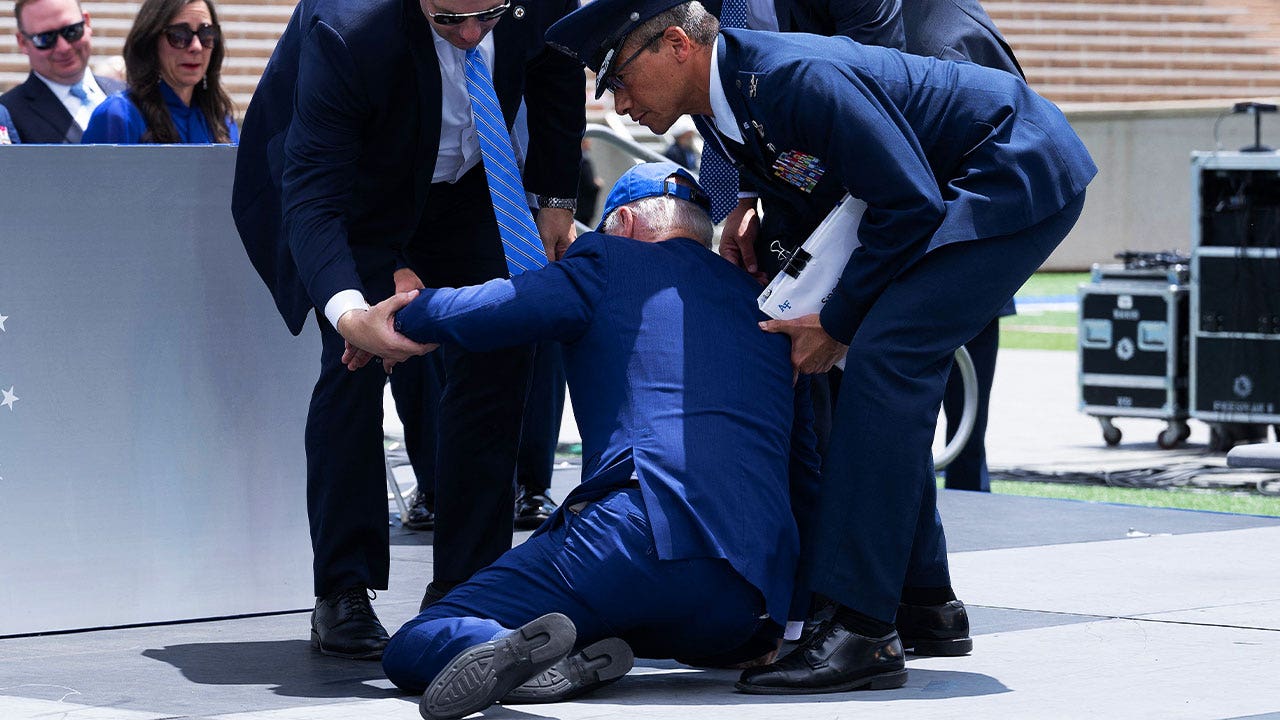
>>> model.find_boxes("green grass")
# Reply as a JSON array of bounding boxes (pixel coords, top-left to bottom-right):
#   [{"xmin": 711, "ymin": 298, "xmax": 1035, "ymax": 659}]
[
  {"xmin": 999, "ymin": 271, "xmax": 1090, "ymax": 351},
  {"xmin": 1015, "ymin": 271, "xmax": 1090, "ymax": 300},
  {"xmin": 978, "ymin": 478, "xmax": 1280, "ymax": 517}
]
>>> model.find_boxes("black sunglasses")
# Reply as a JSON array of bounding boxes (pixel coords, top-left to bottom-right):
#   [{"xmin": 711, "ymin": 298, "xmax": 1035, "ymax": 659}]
[
  {"xmin": 601, "ymin": 31, "xmax": 665, "ymax": 94},
  {"xmin": 425, "ymin": 1, "xmax": 510, "ymax": 26},
  {"xmin": 22, "ymin": 20, "xmax": 85, "ymax": 51},
  {"xmin": 163, "ymin": 23, "xmax": 220, "ymax": 50}
]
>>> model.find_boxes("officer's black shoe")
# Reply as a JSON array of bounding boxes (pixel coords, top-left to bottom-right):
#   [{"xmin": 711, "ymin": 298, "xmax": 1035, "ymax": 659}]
[
  {"xmin": 310, "ymin": 587, "xmax": 389, "ymax": 660},
  {"xmin": 419, "ymin": 613, "xmax": 576, "ymax": 720},
  {"xmin": 504, "ymin": 637, "xmax": 633, "ymax": 704},
  {"xmin": 735, "ymin": 620, "xmax": 906, "ymax": 695},
  {"xmin": 896, "ymin": 599, "xmax": 973, "ymax": 656},
  {"xmin": 418, "ymin": 581, "xmax": 453, "ymax": 613},
  {"xmin": 403, "ymin": 490, "xmax": 435, "ymax": 531},
  {"xmin": 514, "ymin": 487, "xmax": 558, "ymax": 530}
]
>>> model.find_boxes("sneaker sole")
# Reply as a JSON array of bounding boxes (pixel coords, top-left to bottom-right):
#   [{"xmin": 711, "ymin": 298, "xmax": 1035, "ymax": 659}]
[
  {"xmin": 309, "ymin": 630, "xmax": 385, "ymax": 661},
  {"xmin": 902, "ymin": 636, "xmax": 973, "ymax": 656},
  {"xmin": 419, "ymin": 612, "xmax": 576, "ymax": 720},
  {"xmin": 503, "ymin": 637, "xmax": 633, "ymax": 704},
  {"xmin": 735, "ymin": 668, "xmax": 908, "ymax": 695}
]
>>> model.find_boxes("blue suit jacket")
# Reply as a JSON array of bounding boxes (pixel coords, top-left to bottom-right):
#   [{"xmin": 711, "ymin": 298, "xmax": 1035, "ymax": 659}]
[
  {"xmin": 395, "ymin": 233, "xmax": 803, "ymax": 626},
  {"xmin": 0, "ymin": 105, "xmax": 18, "ymax": 143},
  {"xmin": 231, "ymin": 0, "xmax": 584, "ymax": 335},
  {"xmin": 707, "ymin": 30, "xmax": 1095, "ymax": 342},
  {"xmin": 0, "ymin": 72, "xmax": 125, "ymax": 144}
]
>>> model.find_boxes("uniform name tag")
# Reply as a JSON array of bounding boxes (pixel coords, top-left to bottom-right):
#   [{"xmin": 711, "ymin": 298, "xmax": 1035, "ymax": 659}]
[{"xmin": 772, "ymin": 150, "xmax": 824, "ymax": 193}]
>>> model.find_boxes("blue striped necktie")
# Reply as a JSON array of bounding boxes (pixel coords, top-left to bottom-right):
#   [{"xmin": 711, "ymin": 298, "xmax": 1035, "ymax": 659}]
[
  {"xmin": 464, "ymin": 48, "xmax": 546, "ymax": 276},
  {"xmin": 699, "ymin": 0, "xmax": 749, "ymax": 223}
]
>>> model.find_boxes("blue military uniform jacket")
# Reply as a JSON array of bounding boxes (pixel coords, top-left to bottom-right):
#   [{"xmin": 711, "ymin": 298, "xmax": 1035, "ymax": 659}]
[
  {"xmin": 396, "ymin": 233, "xmax": 804, "ymax": 625},
  {"xmin": 231, "ymin": 0, "xmax": 584, "ymax": 335},
  {"xmin": 706, "ymin": 29, "xmax": 1096, "ymax": 342}
]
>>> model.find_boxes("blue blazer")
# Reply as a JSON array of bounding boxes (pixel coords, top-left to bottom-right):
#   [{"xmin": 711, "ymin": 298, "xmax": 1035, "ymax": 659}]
[
  {"xmin": 0, "ymin": 105, "xmax": 18, "ymax": 143},
  {"xmin": 81, "ymin": 83, "xmax": 239, "ymax": 144},
  {"xmin": 0, "ymin": 72, "xmax": 124, "ymax": 144},
  {"xmin": 395, "ymin": 233, "xmax": 804, "ymax": 626},
  {"xmin": 231, "ymin": 0, "xmax": 585, "ymax": 335},
  {"xmin": 707, "ymin": 29, "xmax": 1095, "ymax": 342}
]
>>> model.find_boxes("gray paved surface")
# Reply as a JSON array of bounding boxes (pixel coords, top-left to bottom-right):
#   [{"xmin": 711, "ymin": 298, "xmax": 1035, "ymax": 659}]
[{"xmin": 3, "ymin": 349, "xmax": 1279, "ymax": 719}]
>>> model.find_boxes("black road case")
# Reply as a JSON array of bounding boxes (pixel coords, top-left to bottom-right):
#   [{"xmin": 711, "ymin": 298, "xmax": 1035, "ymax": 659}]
[{"xmin": 1078, "ymin": 264, "xmax": 1191, "ymax": 447}]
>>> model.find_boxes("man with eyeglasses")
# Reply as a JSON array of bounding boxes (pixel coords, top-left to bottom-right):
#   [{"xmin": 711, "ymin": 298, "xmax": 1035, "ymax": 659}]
[
  {"xmin": 232, "ymin": 0, "xmax": 584, "ymax": 663},
  {"xmin": 546, "ymin": 0, "xmax": 1095, "ymax": 696},
  {"xmin": 1, "ymin": 0, "xmax": 123, "ymax": 143}
]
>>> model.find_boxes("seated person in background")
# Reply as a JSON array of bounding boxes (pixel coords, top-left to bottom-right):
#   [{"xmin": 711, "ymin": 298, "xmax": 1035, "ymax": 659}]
[
  {"xmin": 82, "ymin": 0, "xmax": 236, "ymax": 143},
  {"xmin": 662, "ymin": 115, "xmax": 699, "ymax": 170},
  {"xmin": 341, "ymin": 162, "xmax": 811, "ymax": 720},
  {"xmin": 0, "ymin": 105, "xmax": 19, "ymax": 143},
  {"xmin": 1, "ymin": 0, "xmax": 124, "ymax": 144}
]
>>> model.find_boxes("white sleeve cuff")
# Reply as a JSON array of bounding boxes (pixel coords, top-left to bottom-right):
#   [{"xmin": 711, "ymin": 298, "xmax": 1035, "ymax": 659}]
[
  {"xmin": 783, "ymin": 621, "xmax": 804, "ymax": 641},
  {"xmin": 324, "ymin": 289, "xmax": 370, "ymax": 330}
]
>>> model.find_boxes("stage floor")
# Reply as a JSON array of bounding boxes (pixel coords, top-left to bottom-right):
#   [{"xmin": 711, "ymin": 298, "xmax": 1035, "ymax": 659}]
[{"xmin": 4, "ymin": 349, "xmax": 1279, "ymax": 719}]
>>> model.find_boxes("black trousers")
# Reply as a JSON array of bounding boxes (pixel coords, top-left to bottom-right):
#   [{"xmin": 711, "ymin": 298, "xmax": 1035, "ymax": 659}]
[{"xmin": 306, "ymin": 165, "xmax": 532, "ymax": 596}]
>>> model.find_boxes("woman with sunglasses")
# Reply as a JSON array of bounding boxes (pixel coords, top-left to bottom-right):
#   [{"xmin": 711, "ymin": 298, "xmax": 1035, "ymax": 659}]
[{"xmin": 82, "ymin": 0, "xmax": 235, "ymax": 143}]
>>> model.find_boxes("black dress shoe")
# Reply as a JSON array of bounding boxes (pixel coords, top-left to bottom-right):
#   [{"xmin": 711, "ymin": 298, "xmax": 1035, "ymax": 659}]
[
  {"xmin": 419, "ymin": 613, "xmax": 576, "ymax": 720},
  {"xmin": 310, "ymin": 587, "xmax": 389, "ymax": 660},
  {"xmin": 503, "ymin": 637, "xmax": 633, "ymax": 704},
  {"xmin": 514, "ymin": 488, "xmax": 558, "ymax": 530},
  {"xmin": 736, "ymin": 620, "xmax": 906, "ymax": 695},
  {"xmin": 403, "ymin": 490, "xmax": 435, "ymax": 531},
  {"xmin": 418, "ymin": 581, "xmax": 452, "ymax": 613},
  {"xmin": 896, "ymin": 599, "xmax": 973, "ymax": 656}
]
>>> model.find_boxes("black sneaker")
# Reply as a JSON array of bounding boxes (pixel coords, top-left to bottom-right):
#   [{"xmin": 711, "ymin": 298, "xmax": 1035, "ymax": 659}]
[
  {"xmin": 419, "ymin": 613, "xmax": 576, "ymax": 720},
  {"xmin": 310, "ymin": 587, "xmax": 389, "ymax": 660},
  {"xmin": 503, "ymin": 637, "xmax": 633, "ymax": 703}
]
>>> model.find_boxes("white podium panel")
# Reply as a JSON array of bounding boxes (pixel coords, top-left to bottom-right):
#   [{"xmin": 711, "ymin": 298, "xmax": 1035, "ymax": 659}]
[{"xmin": 0, "ymin": 145, "xmax": 316, "ymax": 635}]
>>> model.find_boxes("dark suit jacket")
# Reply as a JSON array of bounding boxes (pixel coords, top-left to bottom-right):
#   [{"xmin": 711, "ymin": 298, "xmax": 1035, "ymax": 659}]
[
  {"xmin": 0, "ymin": 72, "xmax": 124, "ymax": 144},
  {"xmin": 902, "ymin": 0, "xmax": 1023, "ymax": 78},
  {"xmin": 704, "ymin": 0, "xmax": 902, "ymax": 44},
  {"xmin": 231, "ymin": 0, "xmax": 584, "ymax": 335},
  {"xmin": 395, "ymin": 233, "xmax": 805, "ymax": 626},
  {"xmin": 707, "ymin": 30, "xmax": 1095, "ymax": 342}
]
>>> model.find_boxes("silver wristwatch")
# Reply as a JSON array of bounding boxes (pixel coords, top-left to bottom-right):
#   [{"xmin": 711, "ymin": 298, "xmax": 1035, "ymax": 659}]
[{"xmin": 537, "ymin": 195, "xmax": 577, "ymax": 212}]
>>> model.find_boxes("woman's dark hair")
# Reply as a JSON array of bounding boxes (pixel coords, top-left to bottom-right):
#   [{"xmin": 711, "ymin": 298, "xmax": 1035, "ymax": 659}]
[{"xmin": 122, "ymin": 0, "xmax": 234, "ymax": 143}]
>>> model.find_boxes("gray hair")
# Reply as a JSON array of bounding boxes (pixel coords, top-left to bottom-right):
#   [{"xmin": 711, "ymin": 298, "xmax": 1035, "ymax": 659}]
[
  {"xmin": 601, "ymin": 195, "xmax": 714, "ymax": 248},
  {"xmin": 626, "ymin": 1, "xmax": 719, "ymax": 54}
]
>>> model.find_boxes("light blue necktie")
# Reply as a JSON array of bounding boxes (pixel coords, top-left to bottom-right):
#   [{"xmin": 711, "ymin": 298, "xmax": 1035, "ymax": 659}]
[
  {"xmin": 69, "ymin": 81, "xmax": 90, "ymax": 106},
  {"xmin": 464, "ymin": 48, "xmax": 546, "ymax": 277},
  {"xmin": 699, "ymin": 0, "xmax": 749, "ymax": 223}
]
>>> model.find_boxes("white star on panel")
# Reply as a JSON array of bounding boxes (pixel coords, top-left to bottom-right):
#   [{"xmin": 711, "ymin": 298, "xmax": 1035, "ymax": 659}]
[
  {"xmin": 0, "ymin": 313, "xmax": 8, "ymax": 331},
  {"xmin": 1, "ymin": 386, "xmax": 17, "ymax": 411}
]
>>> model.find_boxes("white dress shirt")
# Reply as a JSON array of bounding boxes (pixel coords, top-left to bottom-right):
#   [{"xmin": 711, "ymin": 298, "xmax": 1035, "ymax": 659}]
[
  {"xmin": 745, "ymin": 0, "xmax": 780, "ymax": 32},
  {"xmin": 34, "ymin": 69, "xmax": 107, "ymax": 131},
  {"xmin": 324, "ymin": 27, "xmax": 500, "ymax": 329}
]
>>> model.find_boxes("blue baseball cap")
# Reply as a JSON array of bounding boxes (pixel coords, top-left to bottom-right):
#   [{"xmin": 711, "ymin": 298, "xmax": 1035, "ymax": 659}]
[
  {"xmin": 596, "ymin": 161, "xmax": 712, "ymax": 231},
  {"xmin": 545, "ymin": 0, "xmax": 690, "ymax": 99}
]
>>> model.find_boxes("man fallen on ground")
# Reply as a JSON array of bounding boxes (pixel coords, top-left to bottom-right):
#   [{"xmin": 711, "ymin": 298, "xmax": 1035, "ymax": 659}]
[{"xmin": 340, "ymin": 162, "xmax": 815, "ymax": 720}]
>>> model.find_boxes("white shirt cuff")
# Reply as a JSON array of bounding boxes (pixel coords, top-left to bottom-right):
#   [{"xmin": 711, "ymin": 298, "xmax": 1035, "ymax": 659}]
[
  {"xmin": 783, "ymin": 621, "xmax": 805, "ymax": 641},
  {"xmin": 324, "ymin": 289, "xmax": 370, "ymax": 330}
]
